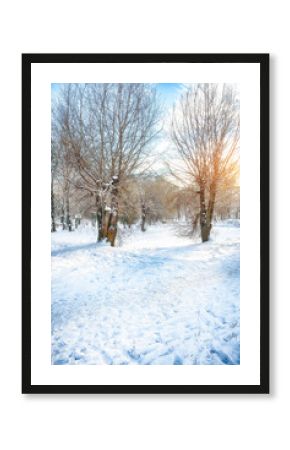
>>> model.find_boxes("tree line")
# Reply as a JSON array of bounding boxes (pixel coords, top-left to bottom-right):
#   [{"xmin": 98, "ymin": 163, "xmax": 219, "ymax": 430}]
[{"xmin": 51, "ymin": 83, "xmax": 239, "ymax": 245}]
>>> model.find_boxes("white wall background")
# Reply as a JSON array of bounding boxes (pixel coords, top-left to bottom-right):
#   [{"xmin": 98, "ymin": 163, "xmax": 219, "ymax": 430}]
[{"xmin": 0, "ymin": 1, "xmax": 286, "ymax": 449}]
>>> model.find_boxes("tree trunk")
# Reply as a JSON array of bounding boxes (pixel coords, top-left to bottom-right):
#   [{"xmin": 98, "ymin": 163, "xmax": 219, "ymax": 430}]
[
  {"xmin": 102, "ymin": 206, "xmax": 110, "ymax": 240},
  {"xmin": 51, "ymin": 178, "xmax": 56, "ymax": 232},
  {"xmin": 65, "ymin": 191, "xmax": 72, "ymax": 231},
  {"xmin": 199, "ymin": 185, "xmax": 211, "ymax": 242},
  {"xmin": 61, "ymin": 205, "xmax": 65, "ymax": 230},
  {"xmin": 107, "ymin": 211, "xmax": 118, "ymax": 246},
  {"xmin": 141, "ymin": 203, "xmax": 146, "ymax": 232},
  {"xmin": 107, "ymin": 177, "xmax": 119, "ymax": 247},
  {"xmin": 205, "ymin": 181, "xmax": 216, "ymax": 237},
  {"xmin": 96, "ymin": 197, "xmax": 104, "ymax": 242}
]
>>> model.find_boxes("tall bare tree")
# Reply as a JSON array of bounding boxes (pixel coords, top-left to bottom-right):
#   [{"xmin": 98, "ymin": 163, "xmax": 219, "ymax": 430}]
[
  {"xmin": 54, "ymin": 83, "xmax": 161, "ymax": 245},
  {"xmin": 52, "ymin": 86, "xmax": 77, "ymax": 232},
  {"xmin": 171, "ymin": 83, "xmax": 239, "ymax": 242},
  {"xmin": 51, "ymin": 138, "xmax": 58, "ymax": 232}
]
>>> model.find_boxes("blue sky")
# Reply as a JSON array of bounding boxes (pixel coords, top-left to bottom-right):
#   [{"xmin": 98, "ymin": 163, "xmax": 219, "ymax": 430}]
[{"xmin": 155, "ymin": 83, "xmax": 182, "ymax": 107}]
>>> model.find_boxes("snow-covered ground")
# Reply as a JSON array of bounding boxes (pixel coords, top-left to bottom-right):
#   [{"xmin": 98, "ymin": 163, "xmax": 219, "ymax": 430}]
[{"xmin": 51, "ymin": 222, "xmax": 240, "ymax": 365}]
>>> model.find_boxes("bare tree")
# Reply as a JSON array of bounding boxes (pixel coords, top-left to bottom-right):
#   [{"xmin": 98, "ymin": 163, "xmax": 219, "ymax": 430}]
[
  {"xmin": 136, "ymin": 175, "xmax": 180, "ymax": 231},
  {"xmin": 52, "ymin": 86, "xmax": 76, "ymax": 231},
  {"xmin": 171, "ymin": 83, "xmax": 239, "ymax": 242},
  {"xmin": 51, "ymin": 138, "xmax": 58, "ymax": 232},
  {"xmin": 52, "ymin": 84, "xmax": 98, "ymax": 232},
  {"xmin": 54, "ymin": 83, "xmax": 161, "ymax": 245}
]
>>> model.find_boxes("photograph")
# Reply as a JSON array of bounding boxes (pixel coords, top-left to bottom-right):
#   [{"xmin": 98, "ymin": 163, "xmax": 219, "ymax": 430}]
[
  {"xmin": 51, "ymin": 81, "xmax": 240, "ymax": 366},
  {"xmin": 22, "ymin": 53, "xmax": 269, "ymax": 393}
]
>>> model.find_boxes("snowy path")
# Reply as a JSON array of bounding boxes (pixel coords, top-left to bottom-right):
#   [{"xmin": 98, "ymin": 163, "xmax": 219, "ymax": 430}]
[{"xmin": 51, "ymin": 223, "xmax": 240, "ymax": 365}]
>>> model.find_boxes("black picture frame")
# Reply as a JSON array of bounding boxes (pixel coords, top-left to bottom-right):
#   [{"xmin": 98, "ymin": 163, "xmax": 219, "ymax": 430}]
[{"xmin": 22, "ymin": 53, "xmax": 269, "ymax": 394}]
